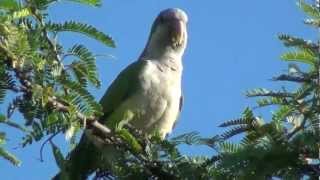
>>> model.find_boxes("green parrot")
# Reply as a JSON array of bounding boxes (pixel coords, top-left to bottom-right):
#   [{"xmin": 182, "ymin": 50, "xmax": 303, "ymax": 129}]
[{"xmin": 53, "ymin": 8, "xmax": 188, "ymax": 179}]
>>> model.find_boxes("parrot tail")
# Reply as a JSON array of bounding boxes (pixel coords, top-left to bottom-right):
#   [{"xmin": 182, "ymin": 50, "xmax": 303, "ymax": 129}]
[{"xmin": 52, "ymin": 134, "xmax": 99, "ymax": 180}]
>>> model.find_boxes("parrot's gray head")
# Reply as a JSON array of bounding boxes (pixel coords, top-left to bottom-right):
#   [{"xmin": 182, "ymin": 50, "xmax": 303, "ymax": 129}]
[{"xmin": 140, "ymin": 8, "xmax": 188, "ymax": 60}]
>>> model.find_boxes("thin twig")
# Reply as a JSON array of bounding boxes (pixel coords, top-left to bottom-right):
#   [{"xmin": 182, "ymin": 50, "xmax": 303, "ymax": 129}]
[{"xmin": 39, "ymin": 131, "xmax": 59, "ymax": 162}]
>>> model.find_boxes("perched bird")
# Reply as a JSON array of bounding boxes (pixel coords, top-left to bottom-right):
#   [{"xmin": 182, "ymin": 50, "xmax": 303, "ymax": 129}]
[{"xmin": 53, "ymin": 8, "xmax": 188, "ymax": 179}]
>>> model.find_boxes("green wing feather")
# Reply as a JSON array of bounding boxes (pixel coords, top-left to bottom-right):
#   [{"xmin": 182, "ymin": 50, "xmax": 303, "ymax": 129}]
[{"xmin": 99, "ymin": 60, "xmax": 147, "ymax": 126}]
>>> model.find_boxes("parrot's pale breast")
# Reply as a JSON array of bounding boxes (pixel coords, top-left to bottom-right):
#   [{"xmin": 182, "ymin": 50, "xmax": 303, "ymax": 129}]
[{"xmin": 130, "ymin": 59, "xmax": 182, "ymax": 138}]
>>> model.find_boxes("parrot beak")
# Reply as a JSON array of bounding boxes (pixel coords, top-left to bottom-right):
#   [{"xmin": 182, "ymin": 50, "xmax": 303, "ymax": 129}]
[{"xmin": 171, "ymin": 20, "xmax": 185, "ymax": 48}]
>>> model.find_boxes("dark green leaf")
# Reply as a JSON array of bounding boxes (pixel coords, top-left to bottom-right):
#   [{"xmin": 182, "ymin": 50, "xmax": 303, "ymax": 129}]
[{"xmin": 278, "ymin": 34, "xmax": 317, "ymax": 52}]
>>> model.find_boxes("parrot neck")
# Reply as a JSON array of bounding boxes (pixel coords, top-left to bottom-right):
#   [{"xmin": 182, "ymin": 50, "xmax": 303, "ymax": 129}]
[
  {"xmin": 139, "ymin": 48, "xmax": 182, "ymax": 61},
  {"xmin": 139, "ymin": 40, "xmax": 186, "ymax": 64}
]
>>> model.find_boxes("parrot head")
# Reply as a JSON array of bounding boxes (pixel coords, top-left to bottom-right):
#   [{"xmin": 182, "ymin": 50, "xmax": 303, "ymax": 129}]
[{"xmin": 140, "ymin": 8, "xmax": 188, "ymax": 60}]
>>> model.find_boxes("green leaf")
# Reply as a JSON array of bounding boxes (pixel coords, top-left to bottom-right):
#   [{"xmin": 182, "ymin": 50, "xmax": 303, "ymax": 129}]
[
  {"xmin": 171, "ymin": 132, "xmax": 220, "ymax": 148},
  {"xmin": 278, "ymin": 34, "xmax": 316, "ymax": 51},
  {"xmin": 0, "ymin": 114, "xmax": 5, "ymax": 122},
  {"xmin": 0, "ymin": 132, "xmax": 5, "ymax": 145},
  {"xmin": 218, "ymin": 142, "xmax": 242, "ymax": 153},
  {"xmin": 50, "ymin": 141, "xmax": 65, "ymax": 169},
  {"xmin": 0, "ymin": 70, "xmax": 15, "ymax": 104},
  {"xmin": 67, "ymin": 44, "xmax": 100, "ymax": 87},
  {"xmin": 27, "ymin": 0, "xmax": 57, "ymax": 10},
  {"xmin": 0, "ymin": 0, "xmax": 19, "ymax": 10},
  {"xmin": 298, "ymin": 1, "xmax": 320, "ymax": 19},
  {"xmin": 246, "ymin": 88, "xmax": 271, "ymax": 97},
  {"xmin": 272, "ymin": 105, "xmax": 293, "ymax": 123},
  {"xmin": 286, "ymin": 114, "xmax": 303, "ymax": 129},
  {"xmin": 242, "ymin": 107, "xmax": 255, "ymax": 120},
  {"xmin": 304, "ymin": 18, "xmax": 320, "ymax": 27},
  {"xmin": 219, "ymin": 118, "xmax": 254, "ymax": 128},
  {"xmin": 281, "ymin": 49, "xmax": 317, "ymax": 65},
  {"xmin": 117, "ymin": 129, "xmax": 142, "ymax": 153},
  {"xmin": 294, "ymin": 84, "xmax": 313, "ymax": 99},
  {"xmin": 47, "ymin": 21, "xmax": 115, "ymax": 47},
  {"xmin": 171, "ymin": 131, "xmax": 201, "ymax": 145},
  {"xmin": 220, "ymin": 125, "xmax": 249, "ymax": 140},
  {"xmin": 256, "ymin": 97, "xmax": 287, "ymax": 107},
  {"xmin": 59, "ymin": 79, "xmax": 102, "ymax": 116},
  {"xmin": 6, "ymin": 8, "xmax": 32, "ymax": 21},
  {"xmin": 0, "ymin": 115, "xmax": 28, "ymax": 132},
  {"xmin": 0, "ymin": 147, "xmax": 21, "ymax": 166},
  {"xmin": 0, "ymin": 85, "xmax": 5, "ymax": 104},
  {"xmin": 64, "ymin": 0, "xmax": 102, "ymax": 7}
]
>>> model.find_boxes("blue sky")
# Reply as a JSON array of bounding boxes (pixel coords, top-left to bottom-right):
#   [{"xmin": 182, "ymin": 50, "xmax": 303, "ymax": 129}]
[{"xmin": 2, "ymin": 0, "xmax": 315, "ymax": 179}]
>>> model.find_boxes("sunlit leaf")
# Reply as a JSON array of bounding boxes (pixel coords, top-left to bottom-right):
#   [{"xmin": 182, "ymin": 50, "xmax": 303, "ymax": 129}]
[
  {"xmin": 298, "ymin": 1, "xmax": 320, "ymax": 19},
  {"xmin": 281, "ymin": 49, "xmax": 317, "ymax": 65}
]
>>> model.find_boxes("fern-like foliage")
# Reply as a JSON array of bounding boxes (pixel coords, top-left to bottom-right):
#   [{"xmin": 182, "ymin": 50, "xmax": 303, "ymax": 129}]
[
  {"xmin": 0, "ymin": 0, "xmax": 114, "ymax": 166},
  {"xmin": 216, "ymin": 1, "xmax": 320, "ymax": 178},
  {"xmin": 0, "ymin": 70, "xmax": 15, "ymax": 104},
  {"xmin": 47, "ymin": 21, "xmax": 115, "ymax": 47},
  {"xmin": 278, "ymin": 33, "xmax": 317, "ymax": 52},
  {"xmin": 0, "ymin": 145, "xmax": 21, "ymax": 166},
  {"xmin": 65, "ymin": 44, "xmax": 101, "ymax": 87},
  {"xmin": 281, "ymin": 49, "xmax": 317, "ymax": 65},
  {"xmin": 0, "ymin": 128, "xmax": 21, "ymax": 166}
]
